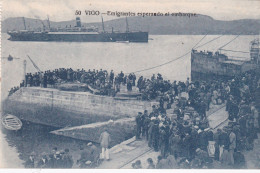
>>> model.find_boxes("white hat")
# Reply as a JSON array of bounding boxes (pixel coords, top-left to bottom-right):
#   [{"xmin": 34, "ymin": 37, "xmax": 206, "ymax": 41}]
[
  {"xmin": 85, "ymin": 161, "xmax": 92, "ymax": 165},
  {"xmin": 196, "ymin": 148, "xmax": 201, "ymax": 153},
  {"xmin": 204, "ymin": 128, "xmax": 210, "ymax": 132}
]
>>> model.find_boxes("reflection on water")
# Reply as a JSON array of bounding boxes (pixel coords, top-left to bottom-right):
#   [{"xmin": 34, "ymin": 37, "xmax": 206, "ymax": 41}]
[{"xmin": 1, "ymin": 121, "xmax": 97, "ymax": 168}]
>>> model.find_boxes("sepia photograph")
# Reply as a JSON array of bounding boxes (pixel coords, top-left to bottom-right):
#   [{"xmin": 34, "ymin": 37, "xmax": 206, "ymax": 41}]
[{"xmin": 0, "ymin": 0, "xmax": 260, "ymax": 170}]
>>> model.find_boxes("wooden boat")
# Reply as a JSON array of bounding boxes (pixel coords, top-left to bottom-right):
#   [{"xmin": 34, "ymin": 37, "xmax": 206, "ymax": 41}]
[{"xmin": 2, "ymin": 114, "xmax": 23, "ymax": 130}]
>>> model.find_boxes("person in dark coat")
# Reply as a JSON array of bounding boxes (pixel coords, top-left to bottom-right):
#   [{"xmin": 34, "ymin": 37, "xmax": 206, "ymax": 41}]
[
  {"xmin": 196, "ymin": 148, "xmax": 213, "ymax": 168},
  {"xmin": 159, "ymin": 127, "xmax": 167, "ymax": 158},
  {"xmin": 233, "ymin": 149, "xmax": 246, "ymax": 169},
  {"xmin": 147, "ymin": 158, "xmax": 155, "ymax": 169},
  {"xmin": 61, "ymin": 148, "xmax": 73, "ymax": 168},
  {"xmin": 43, "ymin": 72, "xmax": 48, "ymax": 88},
  {"xmin": 141, "ymin": 110, "xmax": 148, "ymax": 137},
  {"xmin": 198, "ymin": 130, "xmax": 208, "ymax": 151},
  {"xmin": 109, "ymin": 70, "xmax": 114, "ymax": 83},
  {"xmin": 25, "ymin": 153, "xmax": 35, "ymax": 168},
  {"xmin": 169, "ymin": 132, "xmax": 181, "ymax": 158},
  {"xmin": 148, "ymin": 120, "xmax": 155, "ymax": 147},
  {"xmin": 190, "ymin": 127, "xmax": 198, "ymax": 159},
  {"xmin": 152, "ymin": 121, "xmax": 160, "ymax": 151},
  {"xmin": 77, "ymin": 147, "xmax": 91, "ymax": 168},
  {"xmin": 183, "ymin": 133, "xmax": 192, "ymax": 159},
  {"xmin": 135, "ymin": 112, "xmax": 142, "ymax": 139},
  {"xmin": 143, "ymin": 115, "xmax": 150, "ymax": 140},
  {"xmin": 37, "ymin": 153, "xmax": 48, "ymax": 168}
]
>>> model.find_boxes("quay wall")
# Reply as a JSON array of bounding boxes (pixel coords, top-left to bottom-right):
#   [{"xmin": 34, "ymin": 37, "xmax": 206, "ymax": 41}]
[{"xmin": 3, "ymin": 87, "xmax": 156, "ymax": 128}]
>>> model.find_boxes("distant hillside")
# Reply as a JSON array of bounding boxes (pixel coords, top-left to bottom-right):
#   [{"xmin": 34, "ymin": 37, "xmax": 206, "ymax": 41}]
[{"xmin": 2, "ymin": 15, "xmax": 260, "ymax": 35}]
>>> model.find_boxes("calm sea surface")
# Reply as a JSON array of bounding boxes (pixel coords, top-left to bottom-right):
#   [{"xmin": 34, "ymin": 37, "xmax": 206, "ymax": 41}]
[{"xmin": 0, "ymin": 34, "xmax": 258, "ymax": 167}]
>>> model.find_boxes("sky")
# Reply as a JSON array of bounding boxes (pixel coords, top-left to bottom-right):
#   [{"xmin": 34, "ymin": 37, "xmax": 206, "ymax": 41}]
[{"xmin": 1, "ymin": 0, "xmax": 260, "ymax": 22}]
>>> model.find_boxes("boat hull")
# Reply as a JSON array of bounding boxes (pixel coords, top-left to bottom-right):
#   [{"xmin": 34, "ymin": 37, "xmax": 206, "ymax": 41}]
[{"xmin": 7, "ymin": 32, "xmax": 149, "ymax": 42}]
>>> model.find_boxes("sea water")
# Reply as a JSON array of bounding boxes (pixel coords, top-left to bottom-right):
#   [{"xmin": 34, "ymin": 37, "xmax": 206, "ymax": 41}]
[{"xmin": 0, "ymin": 34, "xmax": 257, "ymax": 167}]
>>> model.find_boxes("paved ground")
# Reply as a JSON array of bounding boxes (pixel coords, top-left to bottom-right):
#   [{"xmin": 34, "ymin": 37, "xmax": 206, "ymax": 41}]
[{"xmin": 98, "ymin": 137, "xmax": 153, "ymax": 169}]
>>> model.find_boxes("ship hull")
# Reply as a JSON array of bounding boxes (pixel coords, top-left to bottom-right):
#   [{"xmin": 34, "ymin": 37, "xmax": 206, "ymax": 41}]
[
  {"xmin": 7, "ymin": 32, "xmax": 149, "ymax": 42},
  {"xmin": 191, "ymin": 50, "xmax": 258, "ymax": 81}
]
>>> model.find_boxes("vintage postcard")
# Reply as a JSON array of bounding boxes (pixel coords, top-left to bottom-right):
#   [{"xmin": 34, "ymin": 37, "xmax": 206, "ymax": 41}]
[{"xmin": 0, "ymin": 0, "xmax": 260, "ymax": 170}]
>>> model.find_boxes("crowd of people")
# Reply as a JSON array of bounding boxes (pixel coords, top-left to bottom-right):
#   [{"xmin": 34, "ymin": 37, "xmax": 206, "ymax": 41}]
[
  {"xmin": 25, "ymin": 147, "xmax": 74, "ymax": 168},
  {"xmin": 15, "ymin": 67, "xmax": 260, "ymax": 169},
  {"xmin": 24, "ymin": 129, "xmax": 112, "ymax": 169},
  {"xmin": 134, "ymin": 70, "xmax": 260, "ymax": 169},
  {"xmin": 25, "ymin": 142, "xmax": 103, "ymax": 168},
  {"xmin": 17, "ymin": 68, "xmax": 138, "ymax": 96},
  {"xmin": 8, "ymin": 86, "xmax": 20, "ymax": 96}
]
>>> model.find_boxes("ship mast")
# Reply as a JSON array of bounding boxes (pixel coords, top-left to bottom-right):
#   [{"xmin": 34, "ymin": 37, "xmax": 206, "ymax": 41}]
[
  {"xmin": 47, "ymin": 15, "xmax": 51, "ymax": 30},
  {"xmin": 22, "ymin": 17, "xmax": 27, "ymax": 30},
  {"xmin": 39, "ymin": 20, "xmax": 46, "ymax": 31},
  {"xmin": 101, "ymin": 16, "xmax": 105, "ymax": 32},
  {"xmin": 126, "ymin": 17, "xmax": 129, "ymax": 33}
]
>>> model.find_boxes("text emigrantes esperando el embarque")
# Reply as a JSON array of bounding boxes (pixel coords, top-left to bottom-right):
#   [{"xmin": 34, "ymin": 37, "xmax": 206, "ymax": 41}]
[{"xmin": 75, "ymin": 10, "xmax": 197, "ymax": 18}]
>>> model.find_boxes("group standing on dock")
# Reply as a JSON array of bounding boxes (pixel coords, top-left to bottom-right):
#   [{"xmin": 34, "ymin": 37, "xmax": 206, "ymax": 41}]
[
  {"xmin": 13, "ymin": 67, "xmax": 260, "ymax": 169},
  {"xmin": 134, "ymin": 70, "xmax": 259, "ymax": 169}
]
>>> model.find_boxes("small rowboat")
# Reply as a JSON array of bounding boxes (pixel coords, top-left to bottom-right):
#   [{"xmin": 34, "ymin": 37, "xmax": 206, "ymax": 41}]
[{"xmin": 2, "ymin": 114, "xmax": 23, "ymax": 130}]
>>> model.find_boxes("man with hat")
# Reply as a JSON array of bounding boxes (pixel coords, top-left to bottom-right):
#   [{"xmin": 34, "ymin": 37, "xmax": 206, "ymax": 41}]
[
  {"xmin": 195, "ymin": 148, "xmax": 212, "ymax": 168},
  {"xmin": 77, "ymin": 146, "xmax": 90, "ymax": 168},
  {"xmin": 152, "ymin": 119, "xmax": 160, "ymax": 152},
  {"xmin": 87, "ymin": 142, "xmax": 99, "ymax": 167},
  {"xmin": 148, "ymin": 119, "xmax": 155, "ymax": 147},
  {"xmin": 149, "ymin": 105, "xmax": 158, "ymax": 118},
  {"xmin": 135, "ymin": 112, "xmax": 142, "ymax": 139},
  {"xmin": 37, "ymin": 152, "xmax": 48, "ymax": 168},
  {"xmin": 25, "ymin": 152, "xmax": 36, "ymax": 168},
  {"xmin": 61, "ymin": 148, "xmax": 73, "ymax": 168},
  {"xmin": 54, "ymin": 150, "xmax": 63, "ymax": 168},
  {"xmin": 141, "ymin": 110, "xmax": 149, "ymax": 138}
]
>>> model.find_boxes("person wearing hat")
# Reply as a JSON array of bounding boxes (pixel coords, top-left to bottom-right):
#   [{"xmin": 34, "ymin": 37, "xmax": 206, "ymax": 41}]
[
  {"xmin": 54, "ymin": 151, "xmax": 63, "ymax": 168},
  {"xmin": 135, "ymin": 112, "xmax": 142, "ymax": 140},
  {"xmin": 141, "ymin": 110, "xmax": 148, "ymax": 137},
  {"xmin": 87, "ymin": 142, "xmax": 99, "ymax": 167},
  {"xmin": 152, "ymin": 120, "xmax": 160, "ymax": 152},
  {"xmin": 233, "ymin": 148, "xmax": 246, "ymax": 168},
  {"xmin": 37, "ymin": 152, "xmax": 48, "ymax": 168},
  {"xmin": 195, "ymin": 148, "xmax": 212, "ymax": 168},
  {"xmin": 25, "ymin": 152, "xmax": 36, "ymax": 168},
  {"xmin": 149, "ymin": 105, "xmax": 159, "ymax": 118},
  {"xmin": 190, "ymin": 126, "xmax": 199, "ymax": 159},
  {"xmin": 159, "ymin": 127, "xmax": 168, "ymax": 158},
  {"xmin": 148, "ymin": 120, "xmax": 155, "ymax": 147},
  {"xmin": 146, "ymin": 158, "xmax": 155, "ymax": 169},
  {"xmin": 143, "ymin": 113, "xmax": 151, "ymax": 141},
  {"xmin": 61, "ymin": 148, "xmax": 73, "ymax": 168},
  {"xmin": 77, "ymin": 146, "xmax": 90, "ymax": 168},
  {"xmin": 133, "ymin": 160, "xmax": 142, "ymax": 169}
]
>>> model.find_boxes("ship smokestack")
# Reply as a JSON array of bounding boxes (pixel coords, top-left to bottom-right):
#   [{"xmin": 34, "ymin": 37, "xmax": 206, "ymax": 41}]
[{"xmin": 76, "ymin": 17, "xmax": 81, "ymax": 27}]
